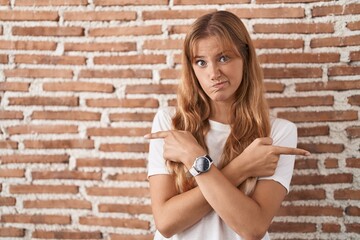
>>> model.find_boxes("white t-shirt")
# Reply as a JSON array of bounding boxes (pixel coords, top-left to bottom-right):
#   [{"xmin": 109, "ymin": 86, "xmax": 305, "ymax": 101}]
[{"xmin": 147, "ymin": 107, "xmax": 297, "ymax": 240}]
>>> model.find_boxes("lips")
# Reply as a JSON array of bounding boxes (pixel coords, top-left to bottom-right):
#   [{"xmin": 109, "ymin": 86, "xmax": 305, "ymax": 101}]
[{"xmin": 212, "ymin": 81, "xmax": 228, "ymax": 89}]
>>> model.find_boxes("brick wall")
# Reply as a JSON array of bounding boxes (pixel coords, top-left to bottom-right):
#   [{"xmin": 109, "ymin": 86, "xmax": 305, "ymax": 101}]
[{"xmin": 0, "ymin": 0, "xmax": 359, "ymax": 239}]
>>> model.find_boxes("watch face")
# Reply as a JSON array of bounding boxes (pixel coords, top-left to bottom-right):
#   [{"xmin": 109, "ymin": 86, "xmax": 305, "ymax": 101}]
[{"xmin": 194, "ymin": 157, "xmax": 210, "ymax": 172}]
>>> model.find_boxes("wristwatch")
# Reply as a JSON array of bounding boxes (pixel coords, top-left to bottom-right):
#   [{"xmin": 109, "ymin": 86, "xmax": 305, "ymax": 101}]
[{"xmin": 188, "ymin": 155, "xmax": 213, "ymax": 177}]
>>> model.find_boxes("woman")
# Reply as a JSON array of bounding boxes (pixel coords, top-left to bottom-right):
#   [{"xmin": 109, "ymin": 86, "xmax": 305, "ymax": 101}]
[{"xmin": 145, "ymin": 11, "xmax": 310, "ymax": 240}]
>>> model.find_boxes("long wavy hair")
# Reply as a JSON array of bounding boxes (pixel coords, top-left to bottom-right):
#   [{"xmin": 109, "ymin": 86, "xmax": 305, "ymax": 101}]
[{"xmin": 168, "ymin": 11, "xmax": 270, "ymax": 195}]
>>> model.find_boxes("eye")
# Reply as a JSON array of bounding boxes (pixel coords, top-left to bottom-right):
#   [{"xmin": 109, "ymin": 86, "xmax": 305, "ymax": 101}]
[
  {"xmin": 195, "ymin": 60, "xmax": 207, "ymax": 67},
  {"xmin": 219, "ymin": 55, "xmax": 230, "ymax": 63}
]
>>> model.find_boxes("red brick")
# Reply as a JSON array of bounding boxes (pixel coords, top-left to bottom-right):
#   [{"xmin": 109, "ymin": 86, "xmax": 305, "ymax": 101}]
[
  {"xmin": 94, "ymin": 54, "xmax": 166, "ymax": 65},
  {"xmin": 312, "ymin": 4, "xmax": 360, "ymax": 17},
  {"xmin": 99, "ymin": 143, "xmax": 148, "ymax": 152},
  {"xmin": 277, "ymin": 206, "xmax": 342, "ymax": 216},
  {"xmin": 259, "ymin": 53, "xmax": 339, "ymax": 63},
  {"xmin": 0, "ymin": 10, "xmax": 58, "ymax": 21},
  {"xmin": 292, "ymin": 174, "xmax": 353, "ymax": 185},
  {"xmin": 32, "ymin": 170, "xmax": 101, "ymax": 180},
  {"xmin": 264, "ymin": 82, "xmax": 285, "ymax": 93},
  {"xmin": 143, "ymin": 9, "xmax": 215, "ymax": 20},
  {"xmin": 86, "ymin": 98, "xmax": 159, "ymax": 108},
  {"xmin": 33, "ymin": 230, "xmax": 102, "ymax": 239},
  {"xmin": 298, "ymin": 143, "xmax": 344, "ymax": 153},
  {"xmin": 322, "ymin": 223, "xmax": 341, "ymax": 233},
  {"xmin": 267, "ymin": 96, "xmax": 333, "ymax": 108},
  {"xmin": 285, "ymin": 189, "xmax": 326, "ymax": 201},
  {"xmin": 143, "ymin": 39, "xmax": 183, "ymax": 50},
  {"xmin": 87, "ymin": 127, "xmax": 150, "ymax": 137},
  {"xmin": 269, "ymin": 222, "xmax": 316, "ymax": 233},
  {"xmin": 0, "ymin": 111, "xmax": 23, "ymax": 119},
  {"xmin": 79, "ymin": 69, "xmax": 152, "ymax": 79},
  {"xmin": 334, "ymin": 189, "xmax": 360, "ymax": 200},
  {"xmin": 296, "ymin": 80, "xmax": 360, "ymax": 92},
  {"xmin": 253, "ymin": 38, "xmax": 304, "ymax": 49},
  {"xmin": 15, "ymin": 54, "xmax": 86, "ymax": 65},
  {"xmin": 0, "ymin": 54, "xmax": 8, "ymax": 63},
  {"xmin": 277, "ymin": 110, "xmax": 358, "ymax": 122},
  {"xmin": 311, "ymin": 35, "xmax": 360, "ymax": 48},
  {"xmin": 0, "ymin": 0, "xmax": 8, "ymax": 5},
  {"xmin": 168, "ymin": 25, "xmax": 189, "ymax": 35},
  {"xmin": 346, "ymin": 126, "xmax": 360, "ymax": 138},
  {"xmin": 107, "ymin": 172, "xmax": 148, "ymax": 181},
  {"xmin": 94, "ymin": 0, "xmax": 167, "ymax": 6},
  {"xmin": 126, "ymin": 84, "xmax": 177, "ymax": 94},
  {"xmin": 263, "ymin": 67, "xmax": 322, "ymax": 79},
  {"xmin": 324, "ymin": 158, "xmax": 338, "ymax": 169},
  {"xmin": 0, "ymin": 227, "xmax": 25, "ymax": 237},
  {"xmin": 86, "ymin": 187, "xmax": 149, "ymax": 197},
  {"xmin": 8, "ymin": 97, "xmax": 78, "ymax": 106},
  {"xmin": 110, "ymin": 234, "xmax": 154, "ymax": 240},
  {"xmin": 24, "ymin": 199, "xmax": 92, "ymax": 209},
  {"xmin": 15, "ymin": 0, "xmax": 88, "ymax": 6},
  {"xmin": 79, "ymin": 216, "xmax": 149, "ymax": 230},
  {"xmin": 254, "ymin": 23, "xmax": 334, "ymax": 33},
  {"xmin": 10, "ymin": 185, "xmax": 78, "ymax": 194},
  {"xmin": 64, "ymin": 11, "xmax": 136, "ymax": 21},
  {"xmin": 232, "ymin": 7, "xmax": 304, "ymax": 18},
  {"xmin": 346, "ymin": 224, "xmax": 360, "ymax": 233},
  {"xmin": 257, "ymin": 0, "xmax": 332, "ymax": 2},
  {"xmin": 345, "ymin": 206, "xmax": 360, "ymax": 216},
  {"xmin": 298, "ymin": 125, "xmax": 329, "ymax": 137},
  {"xmin": 346, "ymin": 158, "xmax": 360, "ymax": 168},
  {"xmin": 89, "ymin": 25, "xmax": 162, "ymax": 36},
  {"xmin": 65, "ymin": 42, "xmax": 136, "ymax": 52},
  {"xmin": 1, "ymin": 214, "xmax": 70, "ymax": 225},
  {"xmin": 0, "ymin": 197, "xmax": 16, "ymax": 206},
  {"xmin": 31, "ymin": 111, "xmax": 101, "ymax": 121},
  {"xmin": 350, "ymin": 51, "xmax": 360, "ymax": 61},
  {"xmin": 160, "ymin": 69, "xmax": 181, "ymax": 80},
  {"xmin": 7, "ymin": 125, "xmax": 78, "ymax": 135},
  {"xmin": 294, "ymin": 158, "xmax": 318, "ymax": 169},
  {"xmin": 347, "ymin": 21, "xmax": 360, "ymax": 31},
  {"xmin": 0, "ymin": 141, "xmax": 18, "ymax": 149},
  {"xmin": 0, "ymin": 154, "xmax": 69, "ymax": 164},
  {"xmin": 43, "ymin": 82, "xmax": 114, "ymax": 93},
  {"xmin": 0, "ymin": 82, "xmax": 29, "ymax": 91},
  {"xmin": 0, "ymin": 40, "xmax": 56, "ymax": 50},
  {"xmin": 4, "ymin": 69, "xmax": 73, "ymax": 78},
  {"xmin": 329, "ymin": 66, "xmax": 360, "ymax": 76},
  {"xmin": 0, "ymin": 169, "xmax": 24, "ymax": 178},
  {"xmin": 348, "ymin": 95, "xmax": 360, "ymax": 106},
  {"xmin": 109, "ymin": 112, "xmax": 155, "ymax": 122},
  {"xmin": 76, "ymin": 158, "xmax": 146, "ymax": 168},
  {"xmin": 174, "ymin": 0, "xmax": 249, "ymax": 4},
  {"xmin": 99, "ymin": 203, "xmax": 152, "ymax": 214},
  {"xmin": 24, "ymin": 139, "xmax": 94, "ymax": 149},
  {"xmin": 13, "ymin": 26, "xmax": 84, "ymax": 36}
]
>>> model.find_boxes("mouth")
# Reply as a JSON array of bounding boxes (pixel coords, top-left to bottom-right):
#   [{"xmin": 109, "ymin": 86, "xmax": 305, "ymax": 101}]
[{"xmin": 212, "ymin": 81, "xmax": 228, "ymax": 89}]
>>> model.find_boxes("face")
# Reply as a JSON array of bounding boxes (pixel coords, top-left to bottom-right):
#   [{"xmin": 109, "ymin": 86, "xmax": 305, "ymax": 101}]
[{"xmin": 192, "ymin": 36, "xmax": 244, "ymax": 106}]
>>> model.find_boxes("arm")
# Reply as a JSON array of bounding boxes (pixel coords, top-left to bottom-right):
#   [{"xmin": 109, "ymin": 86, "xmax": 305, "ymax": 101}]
[{"xmin": 149, "ymin": 154, "xmax": 250, "ymax": 238}]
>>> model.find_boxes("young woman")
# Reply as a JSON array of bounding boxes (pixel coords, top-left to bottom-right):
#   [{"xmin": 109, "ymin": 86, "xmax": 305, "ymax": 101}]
[{"xmin": 145, "ymin": 11, "xmax": 310, "ymax": 240}]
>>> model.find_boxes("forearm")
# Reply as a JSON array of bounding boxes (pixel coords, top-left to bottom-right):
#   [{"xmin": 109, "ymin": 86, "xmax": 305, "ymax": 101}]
[{"xmin": 151, "ymin": 162, "xmax": 250, "ymax": 237}]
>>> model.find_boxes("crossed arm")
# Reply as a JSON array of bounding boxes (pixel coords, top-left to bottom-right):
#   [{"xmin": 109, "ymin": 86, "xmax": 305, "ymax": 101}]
[{"xmin": 146, "ymin": 131, "xmax": 310, "ymax": 239}]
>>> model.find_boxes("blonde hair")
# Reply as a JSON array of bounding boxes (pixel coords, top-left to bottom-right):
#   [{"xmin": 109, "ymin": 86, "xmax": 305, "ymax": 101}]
[{"xmin": 169, "ymin": 11, "xmax": 270, "ymax": 195}]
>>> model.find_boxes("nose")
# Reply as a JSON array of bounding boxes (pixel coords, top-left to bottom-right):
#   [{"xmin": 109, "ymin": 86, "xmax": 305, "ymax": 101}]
[{"xmin": 209, "ymin": 63, "xmax": 221, "ymax": 81}]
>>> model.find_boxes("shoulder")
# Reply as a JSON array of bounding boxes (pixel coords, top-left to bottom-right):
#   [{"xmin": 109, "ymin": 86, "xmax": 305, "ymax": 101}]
[
  {"xmin": 151, "ymin": 106, "xmax": 176, "ymax": 131},
  {"xmin": 270, "ymin": 117, "xmax": 297, "ymax": 147}
]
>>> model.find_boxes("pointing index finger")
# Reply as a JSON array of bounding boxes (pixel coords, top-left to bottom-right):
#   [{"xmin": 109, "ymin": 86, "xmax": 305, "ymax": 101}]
[
  {"xmin": 144, "ymin": 131, "xmax": 170, "ymax": 139},
  {"xmin": 274, "ymin": 146, "xmax": 311, "ymax": 156}
]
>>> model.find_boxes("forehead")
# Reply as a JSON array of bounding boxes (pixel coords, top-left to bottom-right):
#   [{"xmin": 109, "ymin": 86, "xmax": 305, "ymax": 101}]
[{"xmin": 192, "ymin": 36, "xmax": 234, "ymax": 58}]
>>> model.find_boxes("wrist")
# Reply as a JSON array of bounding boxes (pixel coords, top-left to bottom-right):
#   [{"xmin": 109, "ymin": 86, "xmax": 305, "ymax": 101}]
[{"xmin": 184, "ymin": 148, "xmax": 207, "ymax": 169}]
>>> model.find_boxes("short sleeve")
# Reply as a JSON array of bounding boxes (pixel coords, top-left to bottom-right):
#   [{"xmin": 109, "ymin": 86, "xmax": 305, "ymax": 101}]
[
  {"xmin": 258, "ymin": 118, "xmax": 297, "ymax": 193},
  {"xmin": 147, "ymin": 107, "xmax": 175, "ymax": 177}
]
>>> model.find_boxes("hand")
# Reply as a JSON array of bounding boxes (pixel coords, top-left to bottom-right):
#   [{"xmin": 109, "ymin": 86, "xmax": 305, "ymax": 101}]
[
  {"xmin": 238, "ymin": 137, "xmax": 310, "ymax": 178},
  {"xmin": 145, "ymin": 130, "xmax": 206, "ymax": 168}
]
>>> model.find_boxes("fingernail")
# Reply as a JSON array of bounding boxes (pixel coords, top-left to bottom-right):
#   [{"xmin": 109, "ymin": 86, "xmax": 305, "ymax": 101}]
[
  {"xmin": 305, "ymin": 151, "xmax": 311, "ymax": 156},
  {"xmin": 144, "ymin": 134, "xmax": 150, "ymax": 139}
]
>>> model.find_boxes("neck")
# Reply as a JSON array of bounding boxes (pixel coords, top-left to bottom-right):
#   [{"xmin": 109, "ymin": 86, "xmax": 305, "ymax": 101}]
[{"xmin": 210, "ymin": 102, "xmax": 232, "ymax": 124}]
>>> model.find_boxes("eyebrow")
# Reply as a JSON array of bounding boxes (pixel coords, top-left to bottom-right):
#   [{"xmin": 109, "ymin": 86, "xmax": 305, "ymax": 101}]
[{"xmin": 193, "ymin": 50, "xmax": 233, "ymax": 59}]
